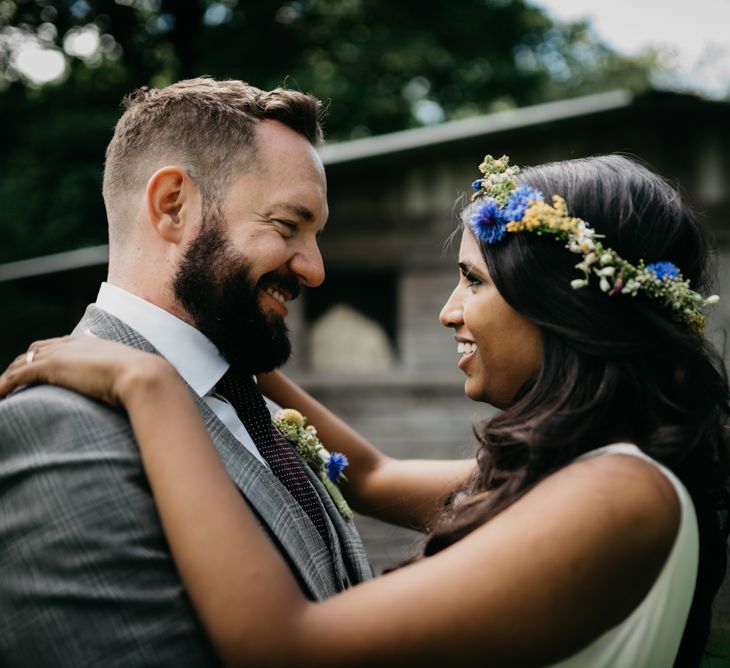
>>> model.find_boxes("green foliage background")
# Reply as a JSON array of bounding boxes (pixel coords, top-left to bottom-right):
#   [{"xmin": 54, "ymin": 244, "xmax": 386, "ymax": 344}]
[
  {"xmin": 0, "ymin": 0, "xmax": 664, "ymax": 366},
  {"xmin": 0, "ymin": 0, "xmax": 658, "ymax": 264}
]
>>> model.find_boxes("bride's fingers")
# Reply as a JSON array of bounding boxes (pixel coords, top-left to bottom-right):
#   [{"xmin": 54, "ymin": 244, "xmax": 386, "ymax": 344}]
[
  {"xmin": 8, "ymin": 336, "xmax": 71, "ymax": 367},
  {"xmin": 0, "ymin": 336, "xmax": 74, "ymax": 392},
  {"xmin": 0, "ymin": 357, "xmax": 48, "ymax": 398},
  {"xmin": 9, "ymin": 353, "xmax": 28, "ymax": 368},
  {"xmin": 3, "ymin": 338, "xmax": 60, "ymax": 371},
  {"xmin": 4, "ymin": 350, "xmax": 43, "ymax": 374},
  {"xmin": 0, "ymin": 334, "xmax": 159, "ymax": 405},
  {"xmin": 26, "ymin": 336, "xmax": 73, "ymax": 356}
]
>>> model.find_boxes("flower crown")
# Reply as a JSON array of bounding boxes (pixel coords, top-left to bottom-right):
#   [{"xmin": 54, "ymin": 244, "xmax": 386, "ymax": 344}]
[{"xmin": 468, "ymin": 155, "xmax": 718, "ymax": 334}]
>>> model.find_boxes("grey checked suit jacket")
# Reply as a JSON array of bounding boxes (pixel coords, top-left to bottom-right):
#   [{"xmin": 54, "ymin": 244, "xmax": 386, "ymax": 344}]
[{"xmin": 0, "ymin": 305, "xmax": 372, "ymax": 667}]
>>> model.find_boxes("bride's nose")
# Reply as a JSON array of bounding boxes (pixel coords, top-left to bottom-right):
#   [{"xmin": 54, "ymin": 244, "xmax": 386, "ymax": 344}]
[{"xmin": 439, "ymin": 290, "xmax": 464, "ymax": 328}]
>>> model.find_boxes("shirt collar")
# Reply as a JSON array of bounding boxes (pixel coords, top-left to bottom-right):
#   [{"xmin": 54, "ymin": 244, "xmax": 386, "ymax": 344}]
[{"xmin": 95, "ymin": 282, "xmax": 228, "ymax": 397}]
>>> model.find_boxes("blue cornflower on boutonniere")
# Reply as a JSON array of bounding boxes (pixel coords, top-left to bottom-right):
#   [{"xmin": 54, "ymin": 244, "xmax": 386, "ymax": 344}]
[
  {"xmin": 470, "ymin": 197, "xmax": 506, "ymax": 244},
  {"xmin": 273, "ymin": 409, "xmax": 353, "ymax": 520},
  {"xmin": 646, "ymin": 261, "xmax": 680, "ymax": 281},
  {"xmin": 502, "ymin": 185, "xmax": 543, "ymax": 223},
  {"xmin": 325, "ymin": 452, "xmax": 349, "ymax": 482}
]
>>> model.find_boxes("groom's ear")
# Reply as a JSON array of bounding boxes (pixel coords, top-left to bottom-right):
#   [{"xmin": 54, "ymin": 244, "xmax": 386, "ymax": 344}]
[{"xmin": 146, "ymin": 166, "xmax": 199, "ymax": 245}]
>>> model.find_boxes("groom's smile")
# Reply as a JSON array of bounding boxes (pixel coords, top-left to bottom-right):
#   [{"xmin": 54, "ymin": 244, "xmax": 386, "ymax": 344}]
[
  {"xmin": 257, "ymin": 271, "xmax": 300, "ymax": 319},
  {"xmin": 259, "ymin": 286, "xmax": 291, "ymax": 317}
]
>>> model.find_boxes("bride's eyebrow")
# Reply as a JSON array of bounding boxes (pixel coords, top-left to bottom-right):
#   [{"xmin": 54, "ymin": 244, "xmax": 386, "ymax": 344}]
[{"xmin": 458, "ymin": 261, "xmax": 480, "ymax": 277}]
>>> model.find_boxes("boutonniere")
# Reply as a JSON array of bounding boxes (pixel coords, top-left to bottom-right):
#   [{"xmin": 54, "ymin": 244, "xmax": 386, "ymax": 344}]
[{"xmin": 274, "ymin": 409, "xmax": 353, "ymax": 520}]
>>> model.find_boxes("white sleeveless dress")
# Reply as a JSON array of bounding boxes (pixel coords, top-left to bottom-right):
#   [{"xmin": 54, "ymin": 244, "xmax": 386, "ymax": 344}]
[{"xmin": 548, "ymin": 443, "xmax": 699, "ymax": 668}]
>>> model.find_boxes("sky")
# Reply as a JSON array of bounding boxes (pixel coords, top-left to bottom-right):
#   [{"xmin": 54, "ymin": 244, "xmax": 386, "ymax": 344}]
[{"xmin": 532, "ymin": 0, "xmax": 730, "ymax": 98}]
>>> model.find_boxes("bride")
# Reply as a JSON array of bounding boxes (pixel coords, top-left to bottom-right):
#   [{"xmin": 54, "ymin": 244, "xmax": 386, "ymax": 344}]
[{"xmin": 2, "ymin": 154, "xmax": 727, "ymax": 667}]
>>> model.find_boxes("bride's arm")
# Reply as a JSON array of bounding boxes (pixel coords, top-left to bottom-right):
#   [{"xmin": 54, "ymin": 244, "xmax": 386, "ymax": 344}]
[
  {"xmin": 0, "ymin": 336, "xmax": 681, "ymax": 668},
  {"xmin": 257, "ymin": 370, "xmax": 474, "ymax": 529},
  {"xmin": 0, "ymin": 336, "xmax": 311, "ymax": 665}
]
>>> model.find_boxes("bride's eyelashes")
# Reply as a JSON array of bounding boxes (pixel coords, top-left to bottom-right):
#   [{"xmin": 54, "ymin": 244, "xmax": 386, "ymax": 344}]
[{"xmin": 460, "ymin": 267, "xmax": 483, "ymax": 288}]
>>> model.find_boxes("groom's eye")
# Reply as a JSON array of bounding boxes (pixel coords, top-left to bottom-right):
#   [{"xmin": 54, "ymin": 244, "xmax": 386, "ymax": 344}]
[{"xmin": 275, "ymin": 220, "xmax": 298, "ymax": 235}]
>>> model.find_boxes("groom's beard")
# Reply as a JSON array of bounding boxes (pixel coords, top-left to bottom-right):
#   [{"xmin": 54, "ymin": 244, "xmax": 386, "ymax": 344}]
[{"xmin": 172, "ymin": 218, "xmax": 296, "ymax": 375}]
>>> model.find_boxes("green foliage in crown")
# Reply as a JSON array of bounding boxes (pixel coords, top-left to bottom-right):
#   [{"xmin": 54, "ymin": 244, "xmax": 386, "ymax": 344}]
[{"xmin": 468, "ymin": 155, "xmax": 719, "ymax": 334}]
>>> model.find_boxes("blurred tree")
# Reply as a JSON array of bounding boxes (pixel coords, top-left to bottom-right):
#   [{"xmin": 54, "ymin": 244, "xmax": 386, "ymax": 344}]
[{"xmin": 0, "ymin": 0, "xmax": 657, "ymax": 264}]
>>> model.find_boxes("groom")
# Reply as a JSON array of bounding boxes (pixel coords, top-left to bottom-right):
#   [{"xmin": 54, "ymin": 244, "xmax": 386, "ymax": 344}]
[{"xmin": 0, "ymin": 78, "xmax": 372, "ymax": 666}]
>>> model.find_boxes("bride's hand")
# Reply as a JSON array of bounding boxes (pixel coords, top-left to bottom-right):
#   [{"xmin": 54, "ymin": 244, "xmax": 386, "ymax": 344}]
[{"xmin": 0, "ymin": 333, "xmax": 177, "ymax": 406}]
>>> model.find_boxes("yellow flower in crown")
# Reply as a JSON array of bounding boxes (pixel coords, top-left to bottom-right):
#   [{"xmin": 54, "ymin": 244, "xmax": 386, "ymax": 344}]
[{"xmin": 468, "ymin": 154, "xmax": 719, "ymax": 334}]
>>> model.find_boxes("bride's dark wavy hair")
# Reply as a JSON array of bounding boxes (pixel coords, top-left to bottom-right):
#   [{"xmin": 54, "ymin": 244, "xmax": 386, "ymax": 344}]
[{"xmin": 425, "ymin": 155, "xmax": 729, "ymax": 665}]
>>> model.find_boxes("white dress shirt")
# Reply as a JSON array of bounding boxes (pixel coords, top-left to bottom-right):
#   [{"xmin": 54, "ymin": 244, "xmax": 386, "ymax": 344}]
[{"xmin": 95, "ymin": 282, "xmax": 270, "ymax": 468}]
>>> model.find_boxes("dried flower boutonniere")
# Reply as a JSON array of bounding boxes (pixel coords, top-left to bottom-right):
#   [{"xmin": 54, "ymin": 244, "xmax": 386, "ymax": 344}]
[{"xmin": 274, "ymin": 409, "xmax": 353, "ymax": 520}]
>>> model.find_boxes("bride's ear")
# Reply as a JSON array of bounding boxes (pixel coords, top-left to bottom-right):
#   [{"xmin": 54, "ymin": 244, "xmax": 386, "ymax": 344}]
[{"xmin": 145, "ymin": 166, "xmax": 200, "ymax": 245}]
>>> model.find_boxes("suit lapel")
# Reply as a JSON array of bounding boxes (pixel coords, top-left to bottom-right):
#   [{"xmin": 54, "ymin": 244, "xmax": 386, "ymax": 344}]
[
  {"xmin": 189, "ymin": 394, "xmax": 342, "ymax": 597},
  {"xmin": 74, "ymin": 305, "xmax": 343, "ymax": 598},
  {"xmin": 301, "ymin": 463, "xmax": 373, "ymax": 586}
]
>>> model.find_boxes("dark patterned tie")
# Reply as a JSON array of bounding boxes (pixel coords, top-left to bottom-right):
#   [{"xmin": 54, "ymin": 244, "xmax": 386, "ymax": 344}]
[{"xmin": 216, "ymin": 370, "xmax": 330, "ymax": 546}]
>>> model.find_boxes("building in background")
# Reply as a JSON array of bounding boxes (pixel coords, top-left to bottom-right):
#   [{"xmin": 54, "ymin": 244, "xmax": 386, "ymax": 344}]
[{"xmin": 2, "ymin": 90, "xmax": 729, "ymax": 604}]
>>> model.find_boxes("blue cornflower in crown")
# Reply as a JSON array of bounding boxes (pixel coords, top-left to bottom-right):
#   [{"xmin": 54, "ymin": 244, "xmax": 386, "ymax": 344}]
[
  {"xmin": 469, "ymin": 154, "xmax": 719, "ymax": 334},
  {"xmin": 502, "ymin": 184, "xmax": 543, "ymax": 223},
  {"xmin": 273, "ymin": 409, "xmax": 353, "ymax": 520},
  {"xmin": 646, "ymin": 262, "xmax": 681, "ymax": 281},
  {"xmin": 469, "ymin": 198, "xmax": 505, "ymax": 244}
]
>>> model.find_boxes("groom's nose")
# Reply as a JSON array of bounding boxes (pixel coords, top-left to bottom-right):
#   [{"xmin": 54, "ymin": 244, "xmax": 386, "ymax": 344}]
[{"xmin": 289, "ymin": 240, "xmax": 325, "ymax": 288}]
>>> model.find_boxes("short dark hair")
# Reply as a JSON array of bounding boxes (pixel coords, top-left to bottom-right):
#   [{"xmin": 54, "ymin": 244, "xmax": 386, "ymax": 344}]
[{"xmin": 103, "ymin": 77, "xmax": 323, "ymax": 242}]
